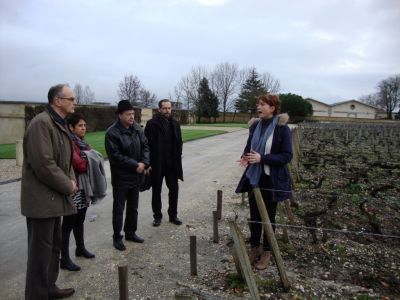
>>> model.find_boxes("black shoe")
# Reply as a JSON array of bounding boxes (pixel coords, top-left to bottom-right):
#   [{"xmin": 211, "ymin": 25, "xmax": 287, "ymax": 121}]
[
  {"xmin": 153, "ymin": 218, "xmax": 162, "ymax": 227},
  {"xmin": 60, "ymin": 258, "xmax": 81, "ymax": 271},
  {"xmin": 48, "ymin": 286, "xmax": 75, "ymax": 299},
  {"xmin": 125, "ymin": 233, "xmax": 144, "ymax": 243},
  {"xmin": 169, "ymin": 217, "xmax": 182, "ymax": 225},
  {"xmin": 76, "ymin": 247, "xmax": 95, "ymax": 258},
  {"xmin": 113, "ymin": 239, "xmax": 126, "ymax": 251}
]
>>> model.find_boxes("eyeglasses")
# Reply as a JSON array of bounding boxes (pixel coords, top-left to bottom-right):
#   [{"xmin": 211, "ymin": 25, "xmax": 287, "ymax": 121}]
[{"xmin": 57, "ymin": 96, "xmax": 76, "ymax": 102}]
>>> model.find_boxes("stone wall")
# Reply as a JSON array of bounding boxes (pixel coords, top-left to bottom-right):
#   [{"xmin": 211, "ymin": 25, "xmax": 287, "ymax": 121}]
[{"xmin": 0, "ymin": 102, "xmax": 27, "ymax": 144}]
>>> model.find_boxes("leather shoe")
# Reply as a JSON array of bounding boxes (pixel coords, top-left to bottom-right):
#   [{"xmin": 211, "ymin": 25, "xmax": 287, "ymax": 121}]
[
  {"xmin": 169, "ymin": 217, "xmax": 182, "ymax": 225},
  {"xmin": 125, "ymin": 233, "xmax": 144, "ymax": 243},
  {"xmin": 48, "ymin": 286, "xmax": 75, "ymax": 299},
  {"xmin": 113, "ymin": 239, "xmax": 126, "ymax": 251},
  {"xmin": 153, "ymin": 218, "xmax": 161, "ymax": 227},
  {"xmin": 60, "ymin": 258, "xmax": 81, "ymax": 271},
  {"xmin": 76, "ymin": 247, "xmax": 95, "ymax": 258}
]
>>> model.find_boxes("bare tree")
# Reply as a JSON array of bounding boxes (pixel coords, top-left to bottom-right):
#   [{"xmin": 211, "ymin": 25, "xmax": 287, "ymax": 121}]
[
  {"xmin": 139, "ymin": 88, "xmax": 157, "ymax": 108},
  {"xmin": 175, "ymin": 65, "xmax": 208, "ymax": 111},
  {"xmin": 118, "ymin": 74, "xmax": 142, "ymax": 105},
  {"xmin": 359, "ymin": 93, "xmax": 381, "ymax": 108},
  {"xmin": 82, "ymin": 85, "xmax": 95, "ymax": 104},
  {"xmin": 261, "ymin": 72, "xmax": 281, "ymax": 94},
  {"xmin": 377, "ymin": 74, "xmax": 400, "ymax": 119},
  {"xmin": 73, "ymin": 83, "xmax": 84, "ymax": 104},
  {"xmin": 210, "ymin": 62, "xmax": 239, "ymax": 122}
]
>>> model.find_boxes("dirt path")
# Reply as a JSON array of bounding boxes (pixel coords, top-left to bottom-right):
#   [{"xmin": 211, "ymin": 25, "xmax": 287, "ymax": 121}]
[{"xmin": 0, "ymin": 129, "xmax": 249, "ymax": 299}]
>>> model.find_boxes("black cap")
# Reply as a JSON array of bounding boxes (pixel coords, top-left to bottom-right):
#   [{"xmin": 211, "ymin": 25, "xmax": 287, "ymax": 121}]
[{"xmin": 116, "ymin": 100, "xmax": 134, "ymax": 114}]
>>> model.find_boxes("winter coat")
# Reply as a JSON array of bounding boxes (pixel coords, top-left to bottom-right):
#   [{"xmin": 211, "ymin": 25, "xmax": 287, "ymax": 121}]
[
  {"xmin": 20, "ymin": 107, "xmax": 77, "ymax": 218},
  {"xmin": 105, "ymin": 120, "xmax": 150, "ymax": 189},
  {"xmin": 235, "ymin": 113, "xmax": 293, "ymax": 202},
  {"xmin": 144, "ymin": 113, "xmax": 183, "ymax": 181},
  {"xmin": 72, "ymin": 143, "xmax": 88, "ymax": 173}
]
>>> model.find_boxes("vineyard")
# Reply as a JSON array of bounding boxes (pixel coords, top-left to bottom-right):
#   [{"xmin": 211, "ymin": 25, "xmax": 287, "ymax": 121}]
[{"xmin": 282, "ymin": 122, "xmax": 400, "ymax": 299}]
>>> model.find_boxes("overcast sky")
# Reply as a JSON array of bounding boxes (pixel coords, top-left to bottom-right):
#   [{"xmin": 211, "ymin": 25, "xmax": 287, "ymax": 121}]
[{"xmin": 1, "ymin": 0, "xmax": 399, "ymax": 104}]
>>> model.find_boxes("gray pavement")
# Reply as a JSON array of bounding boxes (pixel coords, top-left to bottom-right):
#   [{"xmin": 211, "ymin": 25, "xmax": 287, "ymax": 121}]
[{"xmin": 0, "ymin": 128, "xmax": 248, "ymax": 299}]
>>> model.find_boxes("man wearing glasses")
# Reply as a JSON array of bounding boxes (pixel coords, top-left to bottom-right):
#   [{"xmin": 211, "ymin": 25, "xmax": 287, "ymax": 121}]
[{"xmin": 21, "ymin": 84, "xmax": 78, "ymax": 299}]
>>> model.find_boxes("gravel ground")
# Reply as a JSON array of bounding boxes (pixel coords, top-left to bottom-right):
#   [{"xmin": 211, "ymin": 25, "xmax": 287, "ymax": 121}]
[{"xmin": 0, "ymin": 159, "xmax": 21, "ymax": 182}]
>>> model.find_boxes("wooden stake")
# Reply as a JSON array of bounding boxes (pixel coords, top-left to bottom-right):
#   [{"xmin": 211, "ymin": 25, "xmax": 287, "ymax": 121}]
[
  {"xmin": 118, "ymin": 265, "xmax": 128, "ymax": 300},
  {"xmin": 229, "ymin": 221, "xmax": 260, "ymax": 300},
  {"xmin": 213, "ymin": 211, "xmax": 219, "ymax": 243},
  {"xmin": 253, "ymin": 188, "xmax": 291, "ymax": 291},
  {"xmin": 190, "ymin": 236, "xmax": 197, "ymax": 276},
  {"xmin": 217, "ymin": 190, "xmax": 223, "ymax": 219}
]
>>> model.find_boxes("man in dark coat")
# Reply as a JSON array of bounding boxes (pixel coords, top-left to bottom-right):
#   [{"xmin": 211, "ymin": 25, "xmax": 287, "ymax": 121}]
[
  {"xmin": 105, "ymin": 100, "xmax": 150, "ymax": 251},
  {"xmin": 144, "ymin": 99, "xmax": 183, "ymax": 227},
  {"xmin": 21, "ymin": 84, "xmax": 77, "ymax": 299}
]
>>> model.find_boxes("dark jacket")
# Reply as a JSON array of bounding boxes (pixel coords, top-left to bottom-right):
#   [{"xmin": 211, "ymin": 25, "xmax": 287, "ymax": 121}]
[
  {"xmin": 21, "ymin": 107, "xmax": 77, "ymax": 218},
  {"xmin": 144, "ymin": 113, "xmax": 183, "ymax": 181},
  {"xmin": 235, "ymin": 113, "xmax": 293, "ymax": 202},
  {"xmin": 105, "ymin": 121, "xmax": 150, "ymax": 189}
]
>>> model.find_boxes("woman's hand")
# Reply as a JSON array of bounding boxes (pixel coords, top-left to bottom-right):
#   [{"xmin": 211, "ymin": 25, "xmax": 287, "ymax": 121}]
[
  {"xmin": 238, "ymin": 156, "xmax": 248, "ymax": 167},
  {"xmin": 246, "ymin": 150, "xmax": 261, "ymax": 164}
]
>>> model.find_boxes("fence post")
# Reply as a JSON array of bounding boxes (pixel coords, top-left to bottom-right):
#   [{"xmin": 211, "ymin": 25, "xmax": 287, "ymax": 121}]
[
  {"xmin": 229, "ymin": 221, "xmax": 260, "ymax": 300},
  {"xmin": 217, "ymin": 190, "xmax": 222, "ymax": 220},
  {"xmin": 253, "ymin": 188, "xmax": 291, "ymax": 291},
  {"xmin": 190, "ymin": 236, "xmax": 197, "ymax": 276},
  {"xmin": 118, "ymin": 265, "xmax": 128, "ymax": 300},
  {"xmin": 213, "ymin": 211, "xmax": 219, "ymax": 243}
]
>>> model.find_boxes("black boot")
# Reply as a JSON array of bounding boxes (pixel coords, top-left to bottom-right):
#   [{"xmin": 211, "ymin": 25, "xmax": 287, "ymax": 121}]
[
  {"xmin": 60, "ymin": 229, "xmax": 81, "ymax": 271},
  {"xmin": 74, "ymin": 224, "xmax": 95, "ymax": 259}
]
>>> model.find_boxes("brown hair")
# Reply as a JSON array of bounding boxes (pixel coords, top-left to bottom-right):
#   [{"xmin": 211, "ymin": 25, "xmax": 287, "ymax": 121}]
[{"xmin": 258, "ymin": 94, "xmax": 280, "ymax": 115}]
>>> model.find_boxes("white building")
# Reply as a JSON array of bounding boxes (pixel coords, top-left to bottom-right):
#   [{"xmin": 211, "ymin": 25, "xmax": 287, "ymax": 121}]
[{"xmin": 306, "ymin": 99, "xmax": 386, "ymax": 119}]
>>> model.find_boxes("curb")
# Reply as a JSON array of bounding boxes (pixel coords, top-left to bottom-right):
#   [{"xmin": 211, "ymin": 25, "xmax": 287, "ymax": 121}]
[{"xmin": 0, "ymin": 177, "xmax": 21, "ymax": 185}]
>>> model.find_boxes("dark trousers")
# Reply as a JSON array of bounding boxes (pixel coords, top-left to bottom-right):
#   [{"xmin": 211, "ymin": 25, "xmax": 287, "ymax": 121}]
[
  {"xmin": 248, "ymin": 173, "xmax": 278, "ymax": 251},
  {"xmin": 25, "ymin": 217, "xmax": 61, "ymax": 300},
  {"xmin": 112, "ymin": 187, "xmax": 139, "ymax": 239},
  {"xmin": 151, "ymin": 169, "xmax": 179, "ymax": 220},
  {"xmin": 61, "ymin": 207, "xmax": 87, "ymax": 250}
]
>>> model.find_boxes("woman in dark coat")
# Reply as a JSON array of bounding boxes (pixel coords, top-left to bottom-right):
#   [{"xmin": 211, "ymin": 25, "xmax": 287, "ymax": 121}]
[
  {"xmin": 236, "ymin": 94, "xmax": 293, "ymax": 270},
  {"xmin": 60, "ymin": 113, "xmax": 95, "ymax": 271}
]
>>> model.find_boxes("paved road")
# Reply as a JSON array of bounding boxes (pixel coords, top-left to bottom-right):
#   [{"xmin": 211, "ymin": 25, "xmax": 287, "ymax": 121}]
[{"xmin": 0, "ymin": 129, "xmax": 249, "ymax": 299}]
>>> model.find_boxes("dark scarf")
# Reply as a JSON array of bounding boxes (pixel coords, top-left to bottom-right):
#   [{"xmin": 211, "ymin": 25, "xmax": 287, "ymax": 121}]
[
  {"xmin": 69, "ymin": 133, "xmax": 90, "ymax": 150},
  {"xmin": 46, "ymin": 104, "xmax": 67, "ymax": 127}
]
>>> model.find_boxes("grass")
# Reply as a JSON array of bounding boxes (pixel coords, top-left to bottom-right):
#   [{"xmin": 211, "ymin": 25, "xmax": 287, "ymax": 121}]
[
  {"xmin": 0, "ymin": 129, "xmax": 226, "ymax": 159},
  {"xmin": 0, "ymin": 143, "xmax": 15, "ymax": 159},
  {"xmin": 189, "ymin": 123, "xmax": 248, "ymax": 128}
]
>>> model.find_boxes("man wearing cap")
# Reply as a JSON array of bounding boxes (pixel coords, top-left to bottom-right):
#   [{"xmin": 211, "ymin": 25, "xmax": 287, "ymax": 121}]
[
  {"xmin": 105, "ymin": 100, "xmax": 150, "ymax": 251},
  {"xmin": 144, "ymin": 99, "xmax": 183, "ymax": 227}
]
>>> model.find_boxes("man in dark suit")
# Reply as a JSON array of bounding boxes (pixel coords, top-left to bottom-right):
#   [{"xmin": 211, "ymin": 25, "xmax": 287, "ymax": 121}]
[{"xmin": 144, "ymin": 99, "xmax": 183, "ymax": 227}]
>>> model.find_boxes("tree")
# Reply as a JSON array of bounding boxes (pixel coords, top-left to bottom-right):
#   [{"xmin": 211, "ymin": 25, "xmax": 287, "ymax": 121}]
[
  {"xmin": 280, "ymin": 93, "xmax": 313, "ymax": 117},
  {"xmin": 261, "ymin": 72, "xmax": 280, "ymax": 94},
  {"xmin": 74, "ymin": 83, "xmax": 95, "ymax": 104},
  {"xmin": 197, "ymin": 77, "xmax": 219, "ymax": 121},
  {"xmin": 175, "ymin": 66, "xmax": 208, "ymax": 111},
  {"xmin": 359, "ymin": 93, "xmax": 381, "ymax": 108},
  {"xmin": 235, "ymin": 68, "xmax": 267, "ymax": 114},
  {"xmin": 82, "ymin": 85, "xmax": 95, "ymax": 104},
  {"xmin": 118, "ymin": 74, "xmax": 142, "ymax": 105},
  {"xmin": 139, "ymin": 88, "xmax": 157, "ymax": 108},
  {"xmin": 377, "ymin": 74, "xmax": 400, "ymax": 119},
  {"xmin": 73, "ymin": 83, "xmax": 84, "ymax": 104},
  {"xmin": 210, "ymin": 62, "xmax": 239, "ymax": 122}
]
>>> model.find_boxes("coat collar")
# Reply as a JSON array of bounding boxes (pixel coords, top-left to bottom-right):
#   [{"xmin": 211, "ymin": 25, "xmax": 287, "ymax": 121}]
[
  {"xmin": 115, "ymin": 120, "xmax": 141, "ymax": 134},
  {"xmin": 249, "ymin": 113, "xmax": 289, "ymax": 127}
]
